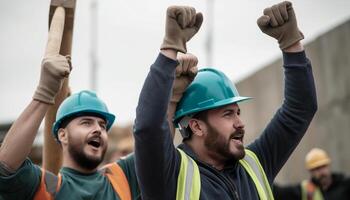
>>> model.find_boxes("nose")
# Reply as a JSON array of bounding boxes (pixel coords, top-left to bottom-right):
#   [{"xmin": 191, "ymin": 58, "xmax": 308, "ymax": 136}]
[
  {"xmin": 234, "ymin": 115, "xmax": 245, "ymax": 129},
  {"xmin": 92, "ymin": 122, "xmax": 103, "ymax": 135}
]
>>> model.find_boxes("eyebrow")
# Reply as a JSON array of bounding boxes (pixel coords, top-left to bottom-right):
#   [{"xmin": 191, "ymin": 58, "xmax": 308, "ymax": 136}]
[
  {"xmin": 79, "ymin": 117, "xmax": 106, "ymax": 123},
  {"xmin": 79, "ymin": 117, "xmax": 94, "ymax": 121},
  {"xmin": 222, "ymin": 107, "xmax": 240, "ymax": 114}
]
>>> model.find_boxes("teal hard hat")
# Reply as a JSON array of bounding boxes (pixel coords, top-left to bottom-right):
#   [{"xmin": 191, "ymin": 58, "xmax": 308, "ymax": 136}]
[
  {"xmin": 174, "ymin": 68, "xmax": 251, "ymax": 124},
  {"xmin": 52, "ymin": 90, "xmax": 115, "ymax": 140}
]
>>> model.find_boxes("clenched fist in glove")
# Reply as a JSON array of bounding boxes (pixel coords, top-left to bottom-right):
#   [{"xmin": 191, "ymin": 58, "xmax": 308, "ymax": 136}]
[
  {"xmin": 257, "ymin": 1, "xmax": 304, "ymax": 50},
  {"xmin": 33, "ymin": 55, "xmax": 72, "ymax": 104},
  {"xmin": 161, "ymin": 6, "xmax": 203, "ymax": 53},
  {"xmin": 171, "ymin": 53, "xmax": 198, "ymax": 104}
]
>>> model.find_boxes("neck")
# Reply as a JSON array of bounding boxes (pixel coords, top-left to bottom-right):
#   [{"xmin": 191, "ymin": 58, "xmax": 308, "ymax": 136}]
[{"xmin": 186, "ymin": 139, "xmax": 227, "ymax": 170}]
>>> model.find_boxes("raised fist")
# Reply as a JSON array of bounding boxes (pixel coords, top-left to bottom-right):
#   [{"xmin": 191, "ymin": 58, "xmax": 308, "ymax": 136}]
[
  {"xmin": 33, "ymin": 55, "xmax": 72, "ymax": 104},
  {"xmin": 161, "ymin": 6, "xmax": 203, "ymax": 53},
  {"xmin": 171, "ymin": 53, "xmax": 198, "ymax": 104},
  {"xmin": 257, "ymin": 1, "xmax": 304, "ymax": 50}
]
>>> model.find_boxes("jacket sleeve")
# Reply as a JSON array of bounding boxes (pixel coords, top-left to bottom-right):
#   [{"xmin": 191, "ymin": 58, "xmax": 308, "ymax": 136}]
[
  {"xmin": 248, "ymin": 51, "xmax": 318, "ymax": 183},
  {"xmin": 133, "ymin": 53, "xmax": 181, "ymax": 200}
]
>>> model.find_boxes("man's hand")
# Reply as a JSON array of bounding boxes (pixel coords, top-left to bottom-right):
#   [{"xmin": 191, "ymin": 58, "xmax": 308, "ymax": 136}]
[
  {"xmin": 168, "ymin": 53, "xmax": 198, "ymax": 138},
  {"xmin": 161, "ymin": 6, "xmax": 203, "ymax": 53},
  {"xmin": 171, "ymin": 53, "xmax": 198, "ymax": 104},
  {"xmin": 33, "ymin": 55, "xmax": 72, "ymax": 104},
  {"xmin": 257, "ymin": 1, "xmax": 304, "ymax": 50}
]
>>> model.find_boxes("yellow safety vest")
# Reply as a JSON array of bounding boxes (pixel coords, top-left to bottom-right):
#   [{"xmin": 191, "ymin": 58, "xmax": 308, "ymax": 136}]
[
  {"xmin": 176, "ymin": 149, "xmax": 274, "ymax": 200},
  {"xmin": 301, "ymin": 180, "xmax": 324, "ymax": 200}
]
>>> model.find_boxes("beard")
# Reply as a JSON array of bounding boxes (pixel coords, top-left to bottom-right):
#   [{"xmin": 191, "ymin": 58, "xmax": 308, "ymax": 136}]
[
  {"xmin": 68, "ymin": 138, "xmax": 107, "ymax": 171},
  {"xmin": 204, "ymin": 123, "xmax": 245, "ymax": 161},
  {"xmin": 312, "ymin": 173, "xmax": 330, "ymax": 188}
]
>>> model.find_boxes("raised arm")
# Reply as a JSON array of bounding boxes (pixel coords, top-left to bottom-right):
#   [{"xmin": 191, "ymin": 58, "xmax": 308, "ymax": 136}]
[
  {"xmin": 134, "ymin": 6, "xmax": 202, "ymax": 199},
  {"xmin": 0, "ymin": 55, "xmax": 71, "ymax": 172},
  {"xmin": 249, "ymin": 1, "xmax": 318, "ymax": 181}
]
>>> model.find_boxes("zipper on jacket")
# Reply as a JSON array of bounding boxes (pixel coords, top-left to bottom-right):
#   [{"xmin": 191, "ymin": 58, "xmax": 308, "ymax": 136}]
[{"xmin": 197, "ymin": 162, "xmax": 240, "ymax": 200}]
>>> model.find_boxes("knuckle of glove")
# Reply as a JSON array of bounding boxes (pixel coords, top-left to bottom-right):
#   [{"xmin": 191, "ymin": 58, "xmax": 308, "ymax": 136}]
[{"xmin": 43, "ymin": 60, "xmax": 70, "ymax": 79}]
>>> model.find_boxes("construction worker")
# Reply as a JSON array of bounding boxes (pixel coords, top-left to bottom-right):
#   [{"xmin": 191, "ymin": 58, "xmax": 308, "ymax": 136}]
[
  {"xmin": 273, "ymin": 148, "xmax": 350, "ymax": 200},
  {"xmin": 134, "ymin": 2, "xmax": 317, "ymax": 200},
  {"xmin": 0, "ymin": 55, "xmax": 139, "ymax": 199},
  {"xmin": 0, "ymin": 49, "xmax": 199, "ymax": 199}
]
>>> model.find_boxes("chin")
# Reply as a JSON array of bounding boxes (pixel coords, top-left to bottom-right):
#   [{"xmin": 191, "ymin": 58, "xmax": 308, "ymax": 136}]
[
  {"xmin": 230, "ymin": 148, "xmax": 245, "ymax": 160},
  {"xmin": 86, "ymin": 152, "xmax": 104, "ymax": 161},
  {"xmin": 236, "ymin": 150, "xmax": 246, "ymax": 160}
]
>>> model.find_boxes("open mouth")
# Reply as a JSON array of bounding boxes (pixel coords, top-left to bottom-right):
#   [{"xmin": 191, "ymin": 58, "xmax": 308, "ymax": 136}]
[
  {"xmin": 231, "ymin": 134, "xmax": 244, "ymax": 142},
  {"xmin": 87, "ymin": 137, "xmax": 101, "ymax": 148}
]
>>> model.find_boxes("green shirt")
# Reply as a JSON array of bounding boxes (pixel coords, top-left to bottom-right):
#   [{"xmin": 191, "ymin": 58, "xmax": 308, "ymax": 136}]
[{"xmin": 0, "ymin": 154, "xmax": 140, "ymax": 200}]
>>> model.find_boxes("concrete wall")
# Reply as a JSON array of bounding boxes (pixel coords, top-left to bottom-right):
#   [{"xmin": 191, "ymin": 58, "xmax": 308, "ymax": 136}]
[{"xmin": 236, "ymin": 19, "xmax": 350, "ymax": 184}]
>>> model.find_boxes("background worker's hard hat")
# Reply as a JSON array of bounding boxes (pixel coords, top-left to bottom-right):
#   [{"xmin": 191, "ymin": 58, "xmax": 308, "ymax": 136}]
[
  {"xmin": 52, "ymin": 90, "xmax": 115, "ymax": 141},
  {"xmin": 305, "ymin": 148, "xmax": 331, "ymax": 170},
  {"xmin": 174, "ymin": 68, "xmax": 251, "ymax": 124}
]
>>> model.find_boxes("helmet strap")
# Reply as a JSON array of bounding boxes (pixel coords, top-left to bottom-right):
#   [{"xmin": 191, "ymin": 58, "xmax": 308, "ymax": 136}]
[{"xmin": 178, "ymin": 115, "xmax": 193, "ymax": 139}]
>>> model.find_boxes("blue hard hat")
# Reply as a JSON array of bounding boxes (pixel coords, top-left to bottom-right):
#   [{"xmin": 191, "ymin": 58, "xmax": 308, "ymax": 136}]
[
  {"xmin": 52, "ymin": 90, "xmax": 115, "ymax": 140},
  {"xmin": 174, "ymin": 68, "xmax": 251, "ymax": 124}
]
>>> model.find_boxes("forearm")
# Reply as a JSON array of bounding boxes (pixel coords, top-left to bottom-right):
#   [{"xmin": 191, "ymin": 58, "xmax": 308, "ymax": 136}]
[
  {"xmin": 134, "ymin": 53, "xmax": 179, "ymax": 198},
  {"xmin": 282, "ymin": 51, "xmax": 317, "ymax": 113},
  {"xmin": 249, "ymin": 51, "xmax": 317, "ymax": 181},
  {"xmin": 135, "ymin": 53, "xmax": 178, "ymax": 136},
  {"xmin": 0, "ymin": 100, "xmax": 49, "ymax": 170}
]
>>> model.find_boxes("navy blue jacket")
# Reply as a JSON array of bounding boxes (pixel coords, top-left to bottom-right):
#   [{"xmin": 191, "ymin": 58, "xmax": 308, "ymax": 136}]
[{"xmin": 134, "ymin": 51, "xmax": 317, "ymax": 200}]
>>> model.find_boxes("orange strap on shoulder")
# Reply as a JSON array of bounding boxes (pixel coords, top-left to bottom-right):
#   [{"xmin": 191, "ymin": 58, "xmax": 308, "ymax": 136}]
[
  {"xmin": 33, "ymin": 169, "xmax": 62, "ymax": 200},
  {"xmin": 103, "ymin": 163, "xmax": 132, "ymax": 200}
]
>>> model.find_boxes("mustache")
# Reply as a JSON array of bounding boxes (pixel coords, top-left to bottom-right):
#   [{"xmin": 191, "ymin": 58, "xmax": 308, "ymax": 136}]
[{"xmin": 229, "ymin": 128, "xmax": 245, "ymax": 139}]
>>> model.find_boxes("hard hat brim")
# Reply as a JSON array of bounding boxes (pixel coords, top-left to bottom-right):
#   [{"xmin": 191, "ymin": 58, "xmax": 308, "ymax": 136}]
[{"xmin": 174, "ymin": 96, "xmax": 252, "ymax": 124}]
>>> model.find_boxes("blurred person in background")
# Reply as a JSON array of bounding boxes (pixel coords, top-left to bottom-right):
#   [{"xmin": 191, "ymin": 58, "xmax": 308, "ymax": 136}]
[
  {"xmin": 274, "ymin": 148, "xmax": 350, "ymax": 200},
  {"xmin": 105, "ymin": 126, "xmax": 135, "ymax": 163}
]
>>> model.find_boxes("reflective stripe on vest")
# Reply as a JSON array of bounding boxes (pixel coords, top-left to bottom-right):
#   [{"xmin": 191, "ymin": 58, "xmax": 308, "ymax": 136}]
[
  {"xmin": 238, "ymin": 149, "xmax": 274, "ymax": 200},
  {"xmin": 176, "ymin": 148, "xmax": 274, "ymax": 200},
  {"xmin": 301, "ymin": 180, "xmax": 324, "ymax": 200},
  {"xmin": 176, "ymin": 149, "xmax": 201, "ymax": 200}
]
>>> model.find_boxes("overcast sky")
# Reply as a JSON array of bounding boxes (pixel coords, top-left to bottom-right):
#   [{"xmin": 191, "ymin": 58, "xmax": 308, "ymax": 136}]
[{"xmin": 1, "ymin": 0, "xmax": 349, "ymax": 125}]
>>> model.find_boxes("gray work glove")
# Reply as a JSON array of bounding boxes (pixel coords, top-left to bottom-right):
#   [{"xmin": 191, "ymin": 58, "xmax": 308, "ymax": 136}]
[
  {"xmin": 33, "ymin": 55, "xmax": 72, "ymax": 104},
  {"xmin": 161, "ymin": 6, "xmax": 203, "ymax": 53},
  {"xmin": 257, "ymin": 1, "xmax": 304, "ymax": 50},
  {"xmin": 171, "ymin": 53, "xmax": 198, "ymax": 104}
]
